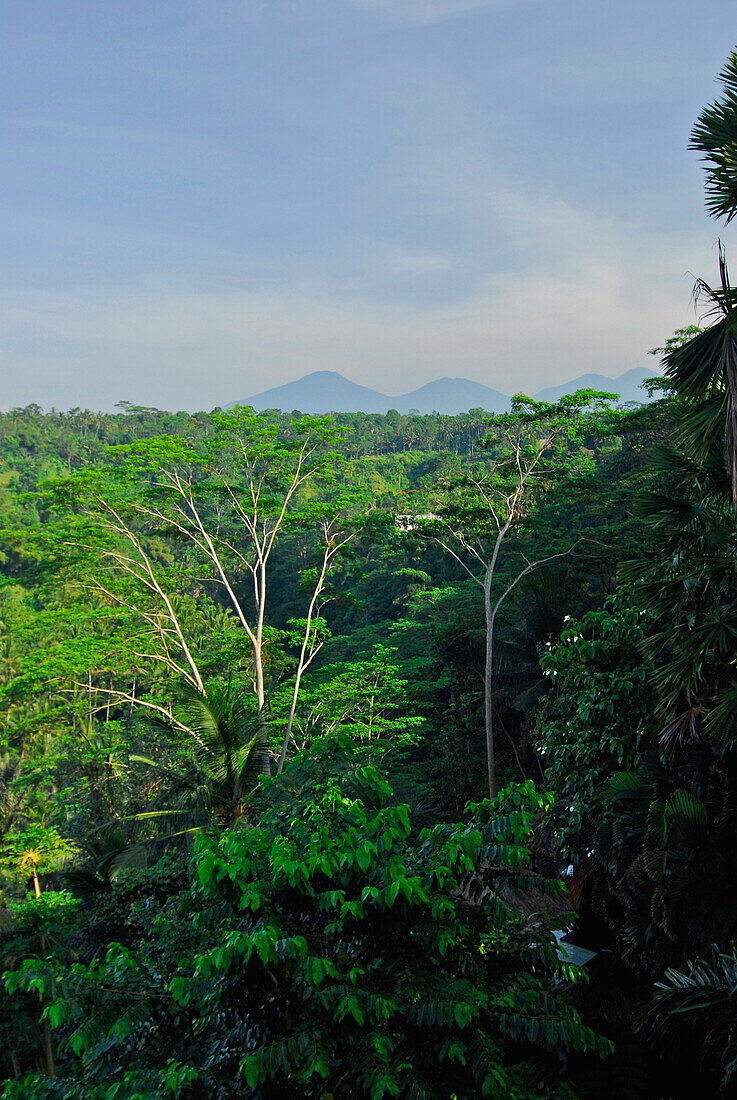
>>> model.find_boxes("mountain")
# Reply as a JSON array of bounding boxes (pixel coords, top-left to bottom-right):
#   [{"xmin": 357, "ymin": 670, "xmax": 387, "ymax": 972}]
[
  {"xmin": 392, "ymin": 378, "xmax": 510, "ymax": 414},
  {"xmin": 232, "ymin": 371, "xmax": 509, "ymax": 415},
  {"xmin": 230, "ymin": 367, "xmax": 658, "ymax": 415},
  {"xmin": 532, "ymin": 367, "xmax": 658, "ymax": 405},
  {"xmin": 237, "ymin": 371, "xmax": 389, "ymax": 414}
]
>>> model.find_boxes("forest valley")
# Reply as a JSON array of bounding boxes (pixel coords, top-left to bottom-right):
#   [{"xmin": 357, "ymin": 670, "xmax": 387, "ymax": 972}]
[{"xmin": 2, "ymin": 49, "xmax": 737, "ymax": 1100}]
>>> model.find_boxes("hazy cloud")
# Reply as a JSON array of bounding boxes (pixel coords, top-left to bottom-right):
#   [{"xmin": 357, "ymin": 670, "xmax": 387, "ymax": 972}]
[
  {"xmin": 0, "ymin": 238, "xmax": 696, "ymax": 412},
  {"xmin": 344, "ymin": 0, "xmax": 536, "ymax": 23},
  {"xmin": 0, "ymin": 144, "xmax": 713, "ymax": 410},
  {"xmin": 1, "ymin": 0, "xmax": 731, "ymax": 411}
]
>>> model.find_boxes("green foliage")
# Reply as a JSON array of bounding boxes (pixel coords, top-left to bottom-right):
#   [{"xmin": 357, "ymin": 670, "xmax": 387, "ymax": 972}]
[
  {"xmin": 638, "ymin": 944, "xmax": 737, "ymax": 1094},
  {"xmin": 631, "ymin": 456, "xmax": 737, "ymax": 743},
  {"xmin": 691, "ymin": 48, "xmax": 737, "ymax": 222},
  {"xmin": 649, "ymin": 325, "xmax": 704, "ymax": 357},
  {"xmin": 7, "ymin": 49, "xmax": 737, "ymax": 1100},
  {"xmin": 276, "ymin": 644, "xmax": 425, "ymax": 759},
  {"xmin": 0, "ymin": 890, "xmax": 81, "ymax": 1087},
  {"xmin": 533, "ymin": 594, "xmax": 656, "ymax": 861},
  {"xmin": 128, "ymin": 679, "xmax": 270, "ymax": 839},
  {"xmin": 0, "ymin": 827, "xmax": 79, "ymax": 894},
  {"xmin": 601, "ymin": 253, "xmax": 737, "ymax": 981},
  {"xmin": 594, "ymin": 738, "xmax": 737, "ymax": 979},
  {"xmin": 0, "ymin": 394, "xmax": 698, "ymax": 1096},
  {"xmin": 2, "ymin": 746, "xmax": 609, "ymax": 1097},
  {"xmin": 626, "ymin": 298, "xmax": 737, "ymax": 748}
]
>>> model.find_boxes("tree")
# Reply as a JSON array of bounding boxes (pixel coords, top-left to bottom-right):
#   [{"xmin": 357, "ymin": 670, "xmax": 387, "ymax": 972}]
[
  {"xmin": 662, "ymin": 249, "xmax": 737, "ymax": 506},
  {"xmin": 691, "ymin": 48, "xmax": 737, "ymax": 222},
  {"xmin": 128, "ymin": 679, "xmax": 271, "ymax": 838},
  {"xmin": 0, "ymin": 891, "xmax": 80, "ymax": 1083},
  {"xmin": 533, "ymin": 593, "xmax": 656, "ymax": 861},
  {"xmin": 0, "ymin": 828, "xmax": 79, "ymax": 1079},
  {"xmin": 275, "ymin": 644, "xmax": 425, "ymax": 767},
  {"xmin": 685, "ymin": 48, "xmax": 737, "ymax": 500},
  {"xmin": 637, "ymin": 944, "xmax": 737, "ymax": 1095},
  {"xmin": 2, "ymin": 741, "xmax": 610, "ymax": 1098},
  {"xmin": 0, "ymin": 826, "xmax": 78, "ymax": 901},
  {"xmin": 430, "ymin": 391, "xmax": 616, "ymax": 798},
  {"xmin": 606, "ymin": 86, "xmax": 737, "ymax": 970},
  {"xmin": 51, "ymin": 410, "xmax": 352, "ymax": 773}
]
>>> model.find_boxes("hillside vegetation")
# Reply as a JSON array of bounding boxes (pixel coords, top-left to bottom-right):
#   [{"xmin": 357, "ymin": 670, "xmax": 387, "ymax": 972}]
[{"xmin": 2, "ymin": 47, "xmax": 737, "ymax": 1100}]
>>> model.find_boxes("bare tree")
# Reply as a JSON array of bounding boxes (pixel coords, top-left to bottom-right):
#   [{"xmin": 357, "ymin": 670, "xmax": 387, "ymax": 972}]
[
  {"xmin": 430, "ymin": 393, "xmax": 613, "ymax": 799},
  {"xmin": 277, "ymin": 518, "xmax": 352, "ymax": 772},
  {"xmin": 79, "ymin": 412, "xmax": 350, "ymax": 772}
]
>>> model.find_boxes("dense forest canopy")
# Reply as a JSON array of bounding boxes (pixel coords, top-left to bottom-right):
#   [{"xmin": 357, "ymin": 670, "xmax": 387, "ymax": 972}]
[{"xmin": 2, "ymin": 47, "xmax": 737, "ymax": 1100}]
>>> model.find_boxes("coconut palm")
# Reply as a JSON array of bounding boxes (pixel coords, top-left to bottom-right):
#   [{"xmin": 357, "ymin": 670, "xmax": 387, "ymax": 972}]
[
  {"xmin": 661, "ymin": 249, "xmax": 737, "ymax": 507},
  {"xmin": 691, "ymin": 49, "xmax": 737, "ymax": 223},
  {"xmin": 680, "ymin": 50, "xmax": 737, "ymax": 501},
  {"xmin": 128, "ymin": 680, "xmax": 269, "ymax": 841}
]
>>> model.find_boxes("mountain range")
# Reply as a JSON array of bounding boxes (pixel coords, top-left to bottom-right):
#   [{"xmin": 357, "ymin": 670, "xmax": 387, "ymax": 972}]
[{"xmin": 229, "ymin": 367, "xmax": 658, "ymax": 415}]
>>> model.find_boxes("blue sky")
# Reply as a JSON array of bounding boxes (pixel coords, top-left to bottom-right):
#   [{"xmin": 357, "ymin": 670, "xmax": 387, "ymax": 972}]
[{"xmin": 2, "ymin": 0, "xmax": 736, "ymax": 410}]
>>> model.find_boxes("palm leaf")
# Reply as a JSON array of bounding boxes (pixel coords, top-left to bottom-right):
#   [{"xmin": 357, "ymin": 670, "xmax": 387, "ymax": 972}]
[
  {"xmin": 134, "ymin": 679, "xmax": 268, "ymax": 838},
  {"xmin": 664, "ymin": 247, "xmax": 737, "ymax": 506},
  {"xmin": 691, "ymin": 50, "xmax": 737, "ymax": 222},
  {"xmin": 638, "ymin": 945, "xmax": 737, "ymax": 1088}
]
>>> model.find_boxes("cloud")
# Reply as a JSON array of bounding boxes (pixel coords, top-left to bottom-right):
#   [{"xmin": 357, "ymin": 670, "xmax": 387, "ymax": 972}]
[
  {"xmin": 345, "ymin": 0, "xmax": 536, "ymax": 23},
  {"xmin": 217, "ymin": 0, "xmax": 534, "ymax": 28},
  {"xmin": 0, "ymin": 237, "xmax": 696, "ymax": 412},
  {"xmin": 0, "ymin": 128, "xmax": 713, "ymax": 411}
]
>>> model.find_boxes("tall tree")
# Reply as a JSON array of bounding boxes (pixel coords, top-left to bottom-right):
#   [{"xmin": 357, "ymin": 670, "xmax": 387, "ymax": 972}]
[
  {"xmin": 663, "ymin": 249, "xmax": 737, "ymax": 506},
  {"xmin": 430, "ymin": 391, "xmax": 615, "ymax": 798},
  {"xmin": 50, "ymin": 410, "xmax": 352, "ymax": 773}
]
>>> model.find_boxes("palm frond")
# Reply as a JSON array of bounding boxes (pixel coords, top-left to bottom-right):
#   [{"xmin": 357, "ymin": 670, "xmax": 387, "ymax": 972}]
[
  {"xmin": 133, "ymin": 679, "xmax": 268, "ymax": 838},
  {"xmin": 638, "ymin": 944, "xmax": 737, "ymax": 1088},
  {"xmin": 691, "ymin": 49, "xmax": 737, "ymax": 222},
  {"xmin": 659, "ymin": 704, "xmax": 705, "ymax": 756},
  {"xmin": 664, "ymin": 248, "xmax": 737, "ymax": 505}
]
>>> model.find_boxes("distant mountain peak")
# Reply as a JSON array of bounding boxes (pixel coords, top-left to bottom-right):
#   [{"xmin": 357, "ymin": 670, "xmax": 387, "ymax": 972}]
[
  {"xmin": 533, "ymin": 367, "xmax": 658, "ymax": 405},
  {"xmin": 301, "ymin": 370, "xmax": 345, "ymax": 379},
  {"xmin": 228, "ymin": 367, "xmax": 658, "ymax": 416}
]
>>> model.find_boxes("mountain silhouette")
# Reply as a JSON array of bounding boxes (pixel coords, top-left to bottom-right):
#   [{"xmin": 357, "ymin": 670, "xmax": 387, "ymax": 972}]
[
  {"xmin": 532, "ymin": 367, "xmax": 657, "ymax": 405},
  {"xmin": 229, "ymin": 367, "xmax": 658, "ymax": 415}
]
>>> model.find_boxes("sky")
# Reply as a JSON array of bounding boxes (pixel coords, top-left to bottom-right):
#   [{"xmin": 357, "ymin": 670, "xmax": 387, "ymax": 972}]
[{"xmin": 2, "ymin": 0, "xmax": 737, "ymax": 412}]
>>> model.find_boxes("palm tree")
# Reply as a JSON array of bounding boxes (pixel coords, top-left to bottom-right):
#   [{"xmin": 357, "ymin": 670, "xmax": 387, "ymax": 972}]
[
  {"xmin": 631, "ymin": 439, "xmax": 737, "ymax": 743},
  {"xmin": 637, "ymin": 945, "xmax": 737, "ymax": 1094},
  {"xmin": 129, "ymin": 680, "xmax": 269, "ymax": 841},
  {"xmin": 680, "ymin": 50, "xmax": 737, "ymax": 502},
  {"xmin": 612, "ymin": 776, "xmax": 737, "ymax": 969},
  {"xmin": 691, "ymin": 49, "xmax": 737, "ymax": 223},
  {"xmin": 662, "ymin": 248, "xmax": 737, "ymax": 507}
]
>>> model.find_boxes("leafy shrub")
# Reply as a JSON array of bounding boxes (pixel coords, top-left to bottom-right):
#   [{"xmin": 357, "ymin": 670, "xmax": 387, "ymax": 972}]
[{"xmin": 3, "ymin": 739, "xmax": 609, "ymax": 1098}]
